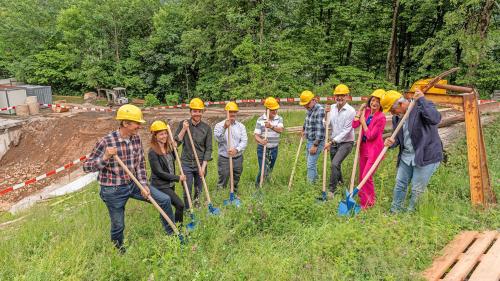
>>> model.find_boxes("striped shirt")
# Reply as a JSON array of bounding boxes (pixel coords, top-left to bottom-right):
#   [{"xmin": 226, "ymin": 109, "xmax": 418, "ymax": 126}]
[
  {"xmin": 303, "ymin": 103, "xmax": 325, "ymax": 144},
  {"xmin": 254, "ymin": 114, "xmax": 284, "ymax": 148},
  {"xmin": 83, "ymin": 130, "xmax": 147, "ymax": 187},
  {"xmin": 328, "ymin": 103, "xmax": 355, "ymax": 143},
  {"xmin": 214, "ymin": 120, "xmax": 248, "ymax": 158}
]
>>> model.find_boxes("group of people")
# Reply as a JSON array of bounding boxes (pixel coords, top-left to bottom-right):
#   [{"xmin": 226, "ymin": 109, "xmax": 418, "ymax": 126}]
[
  {"xmin": 83, "ymin": 84, "xmax": 443, "ymax": 252},
  {"xmin": 300, "ymin": 84, "xmax": 443, "ymax": 211}
]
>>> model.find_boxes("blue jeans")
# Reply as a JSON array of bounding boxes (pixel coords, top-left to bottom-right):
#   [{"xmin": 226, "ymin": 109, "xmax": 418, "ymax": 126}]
[
  {"xmin": 255, "ymin": 145, "xmax": 278, "ymax": 186},
  {"xmin": 390, "ymin": 161, "xmax": 440, "ymax": 212},
  {"xmin": 181, "ymin": 164, "xmax": 205, "ymax": 208},
  {"xmin": 305, "ymin": 140, "xmax": 325, "ymax": 183},
  {"xmin": 99, "ymin": 182, "xmax": 175, "ymax": 246}
]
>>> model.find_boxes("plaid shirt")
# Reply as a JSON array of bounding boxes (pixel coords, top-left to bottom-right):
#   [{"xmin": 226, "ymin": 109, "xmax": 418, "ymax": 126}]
[
  {"xmin": 303, "ymin": 103, "xmax": 325, "ymax": 144},
  {"xmin": 83, "ymin": 130, "xmax": 147, "ymax": 187}
]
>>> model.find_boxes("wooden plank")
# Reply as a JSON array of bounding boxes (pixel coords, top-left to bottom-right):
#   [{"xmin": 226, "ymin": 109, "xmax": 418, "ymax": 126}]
[
  {"xmin": 463, "ymin": 93, "xmax": 485, "ymax": 206},
  {"xmin": 469, "ymin": 233, "xmax": 500, "ymax": 281},
  {"xmin": 422, "ymin": 231, "xmax": 478, "ymax": 281},
  {"xmin": 443, "ymin": 231, "xmax": 497, "ymax": 281}
]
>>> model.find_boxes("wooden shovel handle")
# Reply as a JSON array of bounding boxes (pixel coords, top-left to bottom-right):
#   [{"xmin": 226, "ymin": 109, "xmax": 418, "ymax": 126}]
[
  {"xmin": 259, "ymin": 109, "xmax": 269, "ymax": 188},
  {"xmin": 288, "ymin": 136, "xmax": 304, "ymax": 191},
  {"xmin": 114, "ymin": 155, "xmax": 179, "ymax": 235},
  {"xmin": 186, "ymin": 127, "xmax": 212, "ymax": 203},
  {"xmin": 226, "ymin": 111, "xmax": 234, "ymax": 193},
  {"xmin": 349, "ymin": 126, "xmax": 363, "ymax": 193},
  {"xmin": 166, "ymin": 124, "xmax": 194, "ymax": 210},
  {"xmin": 322, "ymin": 110, "xmax": 330, "ymax": 193}
]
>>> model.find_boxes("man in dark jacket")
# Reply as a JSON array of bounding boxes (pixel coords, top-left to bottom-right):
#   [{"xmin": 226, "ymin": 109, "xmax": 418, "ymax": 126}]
[{"xmin": 383, "ymin": 89, "xmax": 443, "ymax": 212}]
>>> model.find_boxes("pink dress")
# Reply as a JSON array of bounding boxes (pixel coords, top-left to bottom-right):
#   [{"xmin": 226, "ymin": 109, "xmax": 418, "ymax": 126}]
[{"xmin": 352, "ymin": 110, "xmax": 386, "ymax": 208}]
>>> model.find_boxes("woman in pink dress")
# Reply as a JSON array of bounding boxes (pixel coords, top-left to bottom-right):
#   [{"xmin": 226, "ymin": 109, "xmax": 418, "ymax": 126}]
[{"xmin": 352, "ymin": 89, "xmax": 386, "ymax": 208}]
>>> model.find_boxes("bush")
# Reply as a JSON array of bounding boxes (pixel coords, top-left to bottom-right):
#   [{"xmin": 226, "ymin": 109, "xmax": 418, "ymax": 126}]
[
  {"xmin": 164, "ymin": 93, "xmax": 179, "ymax": 105},
  {"xmin": 143, "ymin": 93, "xmax": 160, "ymax": 107}
]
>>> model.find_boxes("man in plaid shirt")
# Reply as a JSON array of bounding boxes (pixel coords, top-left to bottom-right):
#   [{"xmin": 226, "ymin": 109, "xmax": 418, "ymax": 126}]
[
  {"xmin": 299, "ymin": 90, "xmax": 326, "ymax": 183},
  {"xmin": 83, "ymin": 104, "xmax": 175, "ymax": 254}
]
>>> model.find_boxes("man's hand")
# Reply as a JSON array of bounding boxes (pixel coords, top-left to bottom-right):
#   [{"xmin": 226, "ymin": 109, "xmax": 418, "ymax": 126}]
[
  {"xmin": 179, "ymin": 174, "xmax": 187, "ymax": 181},
  {"xmin": 309, "ymin": 145, "xmax": 318, "ymax": 155},
  {"xmin": 324, "ymin": 142, "xmax": 331, "ymax": 151},
  {"xmin": 260, "ymin": 139, "xmax": 268, "ymax": 146},
  {"xmin": 224, "ymin": 119, "xmax": 231, "ymax": 128},
  {"xmin": 228, "ymin": 148, "xmax": 238, "ymax": 157},
  {"xmin": 182, "ymin": 120, "xmax": 189, "ymax": 131},
  {"xmin": 300, "ymin": 129, "xmax": 305, "ymax": 138},
  {"xmin": 384, "ymin": 137, "xmax": 395, "ymax": 147},
  {"xmin": 141, "ymin": 185, "xmax": 151, "ymax": 199},
  {"xmin": 200, "ymin": 161, "xmax": 207, "ymax": 177},
  {"xmin": 264, "ymin": 121, "xmax": 272, "ymax": 129},
  {"xmin": 413, "ymin": 89, "xmax": 424, "ymax": 100},
  {"xmin": 103, "ymin": 147, "xmax": 117, "ymax": 161}
]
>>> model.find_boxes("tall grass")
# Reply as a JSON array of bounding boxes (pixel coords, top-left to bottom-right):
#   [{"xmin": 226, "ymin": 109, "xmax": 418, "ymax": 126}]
[{"xmin": 0, "ymin": 113, "xmax": 498, "ymax": 280}]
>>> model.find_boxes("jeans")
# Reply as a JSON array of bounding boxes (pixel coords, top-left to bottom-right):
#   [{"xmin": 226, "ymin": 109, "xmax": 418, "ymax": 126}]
[
  {"xmin": 181, "ymin": 164, "xmax": 205, "ymax": 208},
  {"xmin": 255, "ymin": 145, "xmax": 278, "ymax": 186},
  {"xmin": 329, "ymin": 141, "xmax": 354, "ymax": 193},
  {"xmin": 305, "ymin": 140, "xmax": 324, "ymax": 183},
  {"xmin": 390, "ymin": 161, "xmax": 440, "ymax": 212},
  {"xmin": 99, "ymin": 182, "xmax": 175, "ymax": 247},
  {"xmin": 156, "ymin": 186, "xmax": 184, "ymax": 223}
]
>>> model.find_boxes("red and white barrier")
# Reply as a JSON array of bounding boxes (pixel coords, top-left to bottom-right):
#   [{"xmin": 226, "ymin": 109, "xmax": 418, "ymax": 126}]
[{"xmin": 0, "ymin": 155, "xmax": 89, "ymax": 196}]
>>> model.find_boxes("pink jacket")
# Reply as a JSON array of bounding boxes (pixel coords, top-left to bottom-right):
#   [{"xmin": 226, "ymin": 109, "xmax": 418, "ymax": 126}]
[{"xmin": 352, "ymin": 110, "xmax": 386, "ymax": 159}]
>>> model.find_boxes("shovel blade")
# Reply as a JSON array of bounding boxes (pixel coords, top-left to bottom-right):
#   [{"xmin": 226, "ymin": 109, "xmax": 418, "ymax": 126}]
[
  {"xmin": 178, "ymin": 233, "xmax": 187, "ymax": 245},
  {"xmin": 224, "ymin": 192, "xmax": 241, "ymax": 207},
  {"xmin": 338, "ymin": 189, "xmax": 361, "ymax": 216},
  {"xmin": 208, "ymin": 203, "xmax": 221, "ymax": 215},
  {"xmin": 316, "ymin": 191, "xmax": 327, "ymax": 203}
]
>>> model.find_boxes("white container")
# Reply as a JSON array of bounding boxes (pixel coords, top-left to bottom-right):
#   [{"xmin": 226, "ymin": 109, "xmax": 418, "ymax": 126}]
[{"xmin": 0, "ymin": 88, "xmax": 27, "ymax": 115}]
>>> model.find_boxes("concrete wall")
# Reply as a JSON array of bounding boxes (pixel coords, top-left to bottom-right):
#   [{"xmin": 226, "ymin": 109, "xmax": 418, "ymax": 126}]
[{"xmin": 0, "ymin": 120, "xmax": 23, "ymax": 161}]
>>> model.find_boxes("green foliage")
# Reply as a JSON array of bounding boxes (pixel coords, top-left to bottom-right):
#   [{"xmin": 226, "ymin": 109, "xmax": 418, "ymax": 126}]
[
  {"xmin": 0, "ymin": 0, "xmax": 497, "ymax": 98},
  {"xmin": 143, "ymin": 93, "xmax": 160, "ymax": 107},
  {"xmin": 164, "ymin": 93, "xmax": 180, "ymax": 105}
]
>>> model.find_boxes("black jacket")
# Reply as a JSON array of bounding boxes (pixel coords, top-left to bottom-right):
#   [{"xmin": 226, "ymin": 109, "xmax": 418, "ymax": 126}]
[{"xmin": 148, "ymin": 148, "xmax": 180, "ymax": 190}]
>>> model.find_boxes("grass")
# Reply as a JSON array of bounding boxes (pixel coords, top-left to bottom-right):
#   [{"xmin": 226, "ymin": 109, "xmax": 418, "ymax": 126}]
[{"xmin": 0, "ymin": 113, "xmax": 499, "ymax": 280}]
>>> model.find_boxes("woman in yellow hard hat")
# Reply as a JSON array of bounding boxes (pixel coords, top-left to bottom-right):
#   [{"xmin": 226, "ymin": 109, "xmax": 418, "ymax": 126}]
[
  {"xmin": 83, "ymin": 105, "xmax": 176, "ymax": 253},
  {"xmin": 148, "ymin": 120, "xmax": 186, "ymax": 224},
  {"xmin": 173, "ymin": 98, "xmax": 213, "ymax": 208},
  {"xmin": 254, "ymin": 97, "xmax": 284, "ymax": 186},
  {"xmin": 352, "ymin": 89, "xmax": 387, "ymax": 209}
]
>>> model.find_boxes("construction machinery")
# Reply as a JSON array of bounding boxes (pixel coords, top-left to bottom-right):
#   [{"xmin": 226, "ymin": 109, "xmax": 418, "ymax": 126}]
[{"xmin": 97, "ymin": 87, "xmax": 129, "ymax": 106}]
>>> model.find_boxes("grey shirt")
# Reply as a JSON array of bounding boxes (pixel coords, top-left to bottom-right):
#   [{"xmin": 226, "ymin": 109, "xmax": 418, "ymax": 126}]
[
  {"xmin": 401, "ymin": 120, "xmax": 416, "ymax": 166},
  {"xmin": 174, "ymin": 119, "xmax": 213, "ymax": 168}
]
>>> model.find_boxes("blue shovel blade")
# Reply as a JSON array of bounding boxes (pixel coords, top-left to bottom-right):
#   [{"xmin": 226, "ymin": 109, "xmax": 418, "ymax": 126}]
[
  {"xmin": 232, "ymin": 198, "xmax": 241, "ymax": 207},
  {"xmin": 316, "ymin": 191, "xmax": 327, "ymax": 202},
  {"xmin": 178, "ymin": 233, "xmax": 187, "ymax": 245},
  {"xmin": 338, "ymin": 188, "xmax": 361, "ymax": 216},
  {"xmin": 186, "ymin": 213, "xmax": 196, "ymax": 230},
  {"xmin": 208, "ymin": 203, "xmax": 221, "ymax": 215}
]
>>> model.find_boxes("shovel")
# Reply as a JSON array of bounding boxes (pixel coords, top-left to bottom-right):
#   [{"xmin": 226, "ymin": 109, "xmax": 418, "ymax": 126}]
[
  {"xmin": 166, "ymin": 125, "xmax": 197, "ymax": 230},
  {"xmin": 288, "ymin": 135, "xmax": 304, "ymax": 191},
  {"xmin": 338, "ymin": 126, "xmax": 363, "ymax": 215},
  {"xmin": 223, "ymin": 111, "xmax": 241, "ymax": 207},
  {"xmin": 113, "ymin": 155, "xmax": 185, "ymax": 244},
  {"xmin": 338, "ymin": 67, "xmax": 460, "ymax": 216},
  {"xmin": 185, "ymin": 126, "xmax": 221, "ymax": 215},
  {"xmin": 258, "ymin": 109, "xmax": 270, "ymax": 188},
  {"xmin": 318, "ymin": 110, "xmax": 330, "ymax": 202}
]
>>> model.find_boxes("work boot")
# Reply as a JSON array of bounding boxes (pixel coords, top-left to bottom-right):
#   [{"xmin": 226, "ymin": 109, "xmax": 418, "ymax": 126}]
[{"xmin": 112, "ymin": 239, "xmax": 126, "ymax": 255}]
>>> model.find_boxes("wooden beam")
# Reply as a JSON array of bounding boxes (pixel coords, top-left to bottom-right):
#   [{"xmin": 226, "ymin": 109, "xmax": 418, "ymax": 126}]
[
  {"xmin": 434, "ymin": 83, "xmax": 474, "ymax": 93},
  {"xmin": 404, "ymin": 93, "xmax": 465, "ymax": 105}
]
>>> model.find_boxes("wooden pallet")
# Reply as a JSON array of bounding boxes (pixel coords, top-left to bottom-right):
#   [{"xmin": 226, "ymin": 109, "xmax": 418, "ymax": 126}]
[{"xmin": 423, "ymin": 230, "xmax": 500, "ymax": 281}]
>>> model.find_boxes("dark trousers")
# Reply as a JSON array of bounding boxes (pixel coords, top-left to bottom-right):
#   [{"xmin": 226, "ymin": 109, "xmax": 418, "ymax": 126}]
[
  {"xmin": 217, "ymin": 155, "xmax": 243, "ymax": 193},
  {"xmin": 99, "ymin": 182, "xmax": 175, "ymax": 247},
  {"xmin": 255, "ymin": 145, "xmax": 278, "ymax": 186},
  {"xmin": 157, "ymin": 186, "xmax": 184, "ymax": 223},
  {"xmin": 329, "ymin": 141, "xmax": 354, "ymax": 193},
  {"xmin": 181, "ymin": 164, "xmax": 206, "ymax": 208}
]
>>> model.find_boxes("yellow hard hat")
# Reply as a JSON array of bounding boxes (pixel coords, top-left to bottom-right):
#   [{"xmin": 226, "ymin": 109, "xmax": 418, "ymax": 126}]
[
  {"xmin": 381, "ymin": 90, "xmax": 403, "ymax": 112},
  {"xmin": 116, "ymin": 104, "xmax": 146, "ymax": 123},
  {"xmin": 299, "ymin": 90, "xmax": 314, "ymax": 106},
  {"xmin": 150, "ymin": 120, "xmax": 169, "ymax": 132},
  {"xmin": 189, "ymin": 98, "xmax": 205, "ymax": 110},
  {"xmin": 409, "ymin": 79, "xmax": 447, "ymax": 95},
  {"xmin": 225, "ymin": 101, "xmax": 239, "ymax": 111},
  {"xmin": 370, "ymin": 89, "xmax": 386, "ymax": 99},
  {"xmin": 264, "ymin": 97, "xmax": 280, "ymax": 110},
  {"xmin": 333, "ymin": 84, "xmax": 350, "ymax": 95}
]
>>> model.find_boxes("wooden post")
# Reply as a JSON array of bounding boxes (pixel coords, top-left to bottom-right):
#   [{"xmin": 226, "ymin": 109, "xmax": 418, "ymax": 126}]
[{"xmin": 462, "ymin": 92, "xmax": 495, "ymax": 206}]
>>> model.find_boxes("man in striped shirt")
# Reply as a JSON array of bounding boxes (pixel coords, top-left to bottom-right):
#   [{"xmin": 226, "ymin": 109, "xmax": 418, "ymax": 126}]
[
  {"xmin": 83, "ymin": 104, "xmax": 175, "ymax": 254},
  {"xmin": 254, "ymin": 97, "xmax": 284, "ymax": 186}
]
